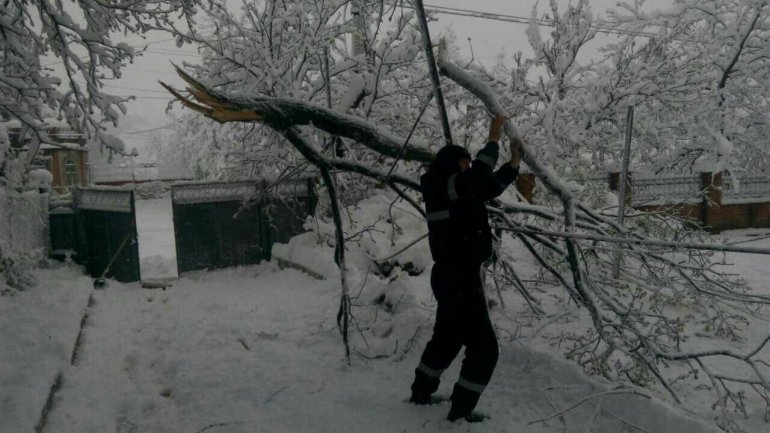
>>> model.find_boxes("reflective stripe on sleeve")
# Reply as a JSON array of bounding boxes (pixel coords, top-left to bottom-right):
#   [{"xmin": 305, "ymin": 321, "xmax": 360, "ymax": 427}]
[
  {"xmin": 457, "ymin": 377, "xmax": 487, "ymax": 394},
  {"xmin": 447, "ymin": 174, "xmax": 460, "ymax": 201},
  {"xmin": 426, "ymin": 210, "xmax": 450, "ymax": 222},
  {"xmin": 476, "ymin": 153, "xmax": 496, "ymax": 168},
  {"xmin": 418, "ymin": 362, "xmax": 445, "ymax": 378}
]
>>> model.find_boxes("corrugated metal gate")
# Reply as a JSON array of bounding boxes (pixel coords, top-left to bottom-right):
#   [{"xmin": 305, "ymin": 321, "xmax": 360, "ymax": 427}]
[
  {"xmin": 72, "ymin": 188, "xmax": 140, "ymax": 282},
  {"xmin": 171, "ymin": 178, "xmax": 316, "ymax": 273}
]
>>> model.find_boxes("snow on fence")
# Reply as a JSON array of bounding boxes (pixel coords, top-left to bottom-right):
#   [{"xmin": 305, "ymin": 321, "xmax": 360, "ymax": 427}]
[
  {"xmin": 722, "ymin": 174, "xmax": 770, "ymax": 200},
  {"xmin": 623, "ymin": 173, "xmax": 770, "ymax": 203},
  {"xmin": 90, "ymin": 163, "xmax": 193, "ymax": 184}
]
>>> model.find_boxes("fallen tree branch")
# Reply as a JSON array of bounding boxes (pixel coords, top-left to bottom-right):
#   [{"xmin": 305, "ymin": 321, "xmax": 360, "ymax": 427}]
[
  {"xmin": 280, "ymin": 127, "xmax": 351, "ymax": 362},
  {"xmin": 160, "ymin": 64, "xmax": 434, "ymax": 163},
  {"xmin": 507, "ymin": 227, "xmax": 770, "ymax": 257},
  {"xmin": 528, "ymin": 387, "xmax": 652, "ymax": 425},
  {"xmin": 159, "ymin": 51, "xmax": 770, "ymax": 423}
]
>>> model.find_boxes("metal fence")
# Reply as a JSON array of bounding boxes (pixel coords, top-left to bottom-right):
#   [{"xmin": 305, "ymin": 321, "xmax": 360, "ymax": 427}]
[
  {"xmin": 632, "ymin": 176, "xmax": 703, "ymax": 203},
  {"xmin": 723, "ymin": 174, "xmax": 770, "ymax": 200}
]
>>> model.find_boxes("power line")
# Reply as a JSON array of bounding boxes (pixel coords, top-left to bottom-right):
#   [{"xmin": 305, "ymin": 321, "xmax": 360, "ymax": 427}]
[
  {"xmin": 42, "ymin": 37, "xmax": 180, "ymax": 67},
  {"xmin": 144, "ymin": 47, "xmax": 201, "ymax": 55},
  {"xmin": 122, "ymin": 122, "xmax": 177, "ymax": 134},
  {"xmin": 116, "ymin": 95, "xmax": 174, "ymax": 100},
  {"xmin": 145, "ymin": 49, "xmax": 201, "ymax": 58},
  {"xmin": 418, "ymin": 3, "xmax": 662, "ymax": 39},
  {"xmin": 104, "ymin": 84, "xmax": 170, "ymax": 94},
  {"xmin": 122, "ymin": 68, "xmax": 179, "ymax": 74}
]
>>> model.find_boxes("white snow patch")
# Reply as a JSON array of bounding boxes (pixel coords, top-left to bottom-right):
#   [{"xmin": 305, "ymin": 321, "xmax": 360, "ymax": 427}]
[
  {"xmin": 271, "ymin": 231, "xmax": 338, "ymax": 279},
  {"xmin": 135, "ymin": 198, "xmax": 178, "ymax": 282}
]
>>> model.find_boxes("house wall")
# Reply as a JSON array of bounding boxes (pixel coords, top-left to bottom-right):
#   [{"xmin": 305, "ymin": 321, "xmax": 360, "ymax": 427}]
[{"xmin": 47, "ymin": 149, "xmax": 87, "ymax": 194}]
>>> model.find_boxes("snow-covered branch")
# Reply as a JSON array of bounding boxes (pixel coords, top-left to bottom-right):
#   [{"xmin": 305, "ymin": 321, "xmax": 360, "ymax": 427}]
[{"xmin": 160, "ymin": 66, "xmax": 433, "ymax": 163}]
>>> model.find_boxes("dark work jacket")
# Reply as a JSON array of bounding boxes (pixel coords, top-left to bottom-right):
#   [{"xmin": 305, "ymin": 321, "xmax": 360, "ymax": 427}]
[{"xmin": 422, "ymin": 142, "xmax": 519, "ymax": 266}]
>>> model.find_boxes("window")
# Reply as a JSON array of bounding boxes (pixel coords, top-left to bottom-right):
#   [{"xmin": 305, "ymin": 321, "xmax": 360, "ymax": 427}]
[{"xmin": 64, "ymin": 158, "xmax": 79, "ymax": 187}]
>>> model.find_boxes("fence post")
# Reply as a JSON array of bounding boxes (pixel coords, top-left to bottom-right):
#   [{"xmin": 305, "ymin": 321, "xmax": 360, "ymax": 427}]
[
  {"xmin": 701, "ymin": 171, "xmax": 723, "ymax": 233},
  {"xmin": 516, "ymin": 172, "xmax": 536, "ymax": 203},
  {"xmin": 608, "ymin": 171, "xmax": 633, "ymax": 208}
]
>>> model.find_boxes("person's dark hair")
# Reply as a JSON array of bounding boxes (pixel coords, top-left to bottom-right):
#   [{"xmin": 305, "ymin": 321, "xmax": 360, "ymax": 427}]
[{"xmin": 429, "ymin": 145, "xmax": 471, "ymax": 177}]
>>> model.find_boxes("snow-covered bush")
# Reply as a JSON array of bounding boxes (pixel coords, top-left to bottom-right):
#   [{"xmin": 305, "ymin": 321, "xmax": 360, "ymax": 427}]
[
  {"xmin": 280, "ymin": 187, "xmax": 431, "ymax": 281},
  {"xmin": 0, "ymin": 253, "xmax": 39, "ymax": 295},
  {"xmin": 134, "ymin": 181, "xmax": 171, "ymax": 200}
]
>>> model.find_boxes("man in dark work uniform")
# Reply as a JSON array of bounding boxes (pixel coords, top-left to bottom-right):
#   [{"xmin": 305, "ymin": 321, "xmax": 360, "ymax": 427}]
[{"xmin": 410, "ymin": 115, "xmax": 522, "ymax": 422}]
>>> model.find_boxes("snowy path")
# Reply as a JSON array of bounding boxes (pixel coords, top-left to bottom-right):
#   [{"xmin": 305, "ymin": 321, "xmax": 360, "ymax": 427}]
[
  {"xmin": 135, "ymin": 198, "xmax": 178, "ymax": 285},
  {"xmin": 41, "ymin": 264, "xmax": 715, "ymax": 433},
  {"xmin": 0, "ymin": 266, "xmax": 93, "ymax": 433}
]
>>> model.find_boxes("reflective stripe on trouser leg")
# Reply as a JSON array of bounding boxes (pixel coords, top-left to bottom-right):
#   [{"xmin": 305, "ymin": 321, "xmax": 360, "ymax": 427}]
[
  {"xmin": 418, "ymin": 362, "xmax": 445, "ymax": 378},
  {"xmin": 457, "ymin": 376, "xmax": 487, "ymax": 394}
]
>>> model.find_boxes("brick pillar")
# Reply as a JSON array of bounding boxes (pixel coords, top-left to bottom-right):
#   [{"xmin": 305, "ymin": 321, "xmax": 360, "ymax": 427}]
[
  {"xmin": 701, "ymin": 171, "xmax": 723, "ymax": 233},
  {"xmin": 516, "ymin": 172, "xmax": 536, "ymax": 203},
  {"xmin": 608, "ymin": 171, "xmax": 633, "ymax": 207}
]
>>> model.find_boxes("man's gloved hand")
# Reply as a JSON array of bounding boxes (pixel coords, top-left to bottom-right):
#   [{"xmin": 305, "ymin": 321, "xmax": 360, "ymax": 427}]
[
  {"xmin": 488, "ymin": 114, "xmax": 524, "ymax": 169},
  {"xmin": 488, "ymin": 115, "xmax": 507, "ymax": 143},
  {"xmin": 509, "ymin": 137, "xmax": 523, "ymax": 168}
]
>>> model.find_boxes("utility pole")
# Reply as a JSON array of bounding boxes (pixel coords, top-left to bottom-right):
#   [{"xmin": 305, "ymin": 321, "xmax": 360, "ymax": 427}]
[
  {"xmin": 614, "ymin": 106, "xmax": 634, "ymax": 278},
  {"xmin": 414, "ymin": 0, "xmax": 454, "ymax": 148},
  {"xmin": 350, "ymin": 1, "xmax": 367, "ymax": 58}
]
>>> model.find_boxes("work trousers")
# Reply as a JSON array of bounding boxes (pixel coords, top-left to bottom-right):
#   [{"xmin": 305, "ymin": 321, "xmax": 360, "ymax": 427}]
[{"xmin": 411, "ymin": 262, "xmax": 499, "ymax": 413}]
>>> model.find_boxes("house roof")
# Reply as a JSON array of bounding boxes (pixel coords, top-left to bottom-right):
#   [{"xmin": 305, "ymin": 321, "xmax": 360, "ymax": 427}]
[{"xmin": 38, "ymin": 142, "xmax": 87, "ymax": 151}]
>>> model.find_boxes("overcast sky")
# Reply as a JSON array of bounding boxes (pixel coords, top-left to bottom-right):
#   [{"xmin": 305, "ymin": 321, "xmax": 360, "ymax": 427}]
[{"xmin": 95, "ymin": 0, "xmax": 675, "ymax": 158}]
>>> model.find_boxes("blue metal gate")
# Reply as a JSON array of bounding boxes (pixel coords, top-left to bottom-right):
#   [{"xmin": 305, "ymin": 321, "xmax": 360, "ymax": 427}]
[
  {"xmin": 73, "ymin": 187, "xmax": 140, "ymax": 282},
  {"xmin": 171, "ymin": 178, "xmax": 316, "ymax": 273}
]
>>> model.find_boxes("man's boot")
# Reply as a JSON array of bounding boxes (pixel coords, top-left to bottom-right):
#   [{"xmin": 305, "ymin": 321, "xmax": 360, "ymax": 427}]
[
  {"xmin": 447, "ymin": 383, "xmax": 484, "ymax": 422},
  {"xmin": 410, "ymin": 368, "xmax": 440, "ymax": 405}
]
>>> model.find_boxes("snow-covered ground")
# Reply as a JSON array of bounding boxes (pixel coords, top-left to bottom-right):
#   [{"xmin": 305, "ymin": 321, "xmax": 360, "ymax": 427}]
[
  {"xmin": 0, "ymin": 265, "xmax": 93, "ymax": 433},
  {"xmin": 2, "ymin": 194, "xmax": 768, "ymax": 432},
  {"xmin": 135, "ymin": 198, "xmax": 178, "ymax": 286},
  {"xmin": 5, "ymin": 263, "xmax": 719, "ymax": 433}
]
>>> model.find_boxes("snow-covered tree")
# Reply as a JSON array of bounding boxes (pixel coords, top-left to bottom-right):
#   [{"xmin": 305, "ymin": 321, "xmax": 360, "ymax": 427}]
[
  {"xmin": 468, "ymin": 0, "xmax": 770, "ymax": 176},
  {"xmin": 0, "ymin": 1, "xmax": 203, "ymax": 161},
  {"xmin": 160, "ymin": 1, "xmax": 504, "ymax": 183},
  {"xmin": 606, "ymin": 0, "xmax": 770, "ymax": 173},
  {"xmin": 156, "ymin": 2, "xmax": 770, "ymax": 427},
  {"xmin": 1, "ymin": 0, "xmax": 200, "ymax": 290}
]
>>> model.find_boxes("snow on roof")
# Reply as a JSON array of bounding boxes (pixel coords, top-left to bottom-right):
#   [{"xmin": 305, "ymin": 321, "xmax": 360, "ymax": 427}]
[
  {"xmin": 38, "ymin": 142, "xmax": 87, "ymax": 151},
  {"xmin": 2, "ymin": 119, "xmax": 22, "ymax": 129}
]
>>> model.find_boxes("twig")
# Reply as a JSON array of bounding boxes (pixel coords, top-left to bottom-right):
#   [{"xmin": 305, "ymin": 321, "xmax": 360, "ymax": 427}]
[
  {"xmin": 529, "ymin": 388, "xmax": 651, "ymax": 425},
  {"xmin": 194, "ymin": 421, "xmax": 244, "ymax": 433},
  {"xmin": 263, "ymin": 386, "xmax": 290, "ymax": 404}
]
